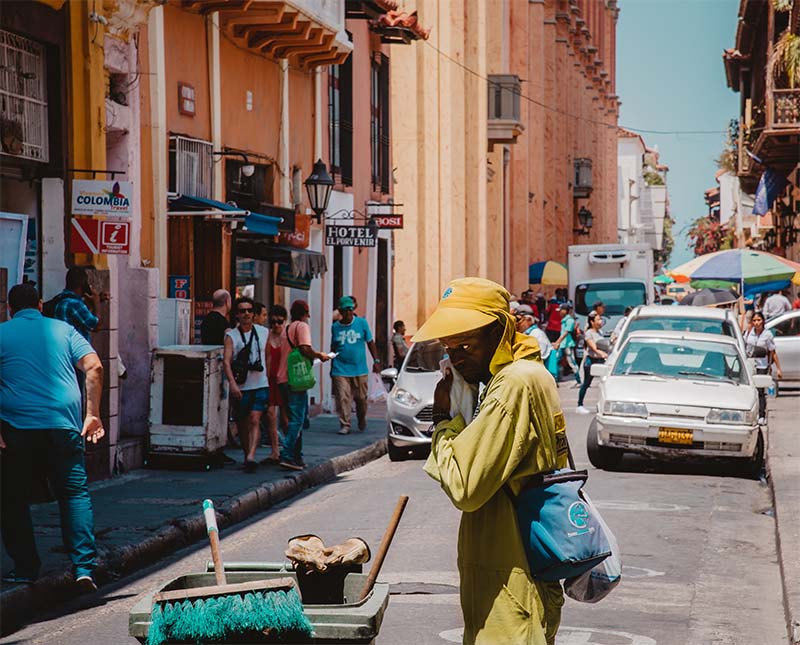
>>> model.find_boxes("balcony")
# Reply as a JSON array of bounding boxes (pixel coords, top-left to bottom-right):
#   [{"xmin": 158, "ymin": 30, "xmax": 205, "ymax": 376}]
[
  {"xmin": 751, "ymin": 87, "xmax": 800, "ymax": 175},
  {"xmin": 487, "ymin": 74, "xmax": 524, "ymax": 149}
]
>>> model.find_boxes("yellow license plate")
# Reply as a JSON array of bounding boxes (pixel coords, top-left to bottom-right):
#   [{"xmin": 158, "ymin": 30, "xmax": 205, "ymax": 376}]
[{"xmin": 659, "ymin": 427, "xmax": 694, "ymax": 445}]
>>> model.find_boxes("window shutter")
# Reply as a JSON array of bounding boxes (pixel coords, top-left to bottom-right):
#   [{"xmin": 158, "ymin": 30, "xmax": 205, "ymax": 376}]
[
  {"xmin": 340, "ymin": 55, "xmax": 353, "ymax": 187},
  {"xmin": 379, "ymin": 54, "xmax": 390, "ymax": 194}
]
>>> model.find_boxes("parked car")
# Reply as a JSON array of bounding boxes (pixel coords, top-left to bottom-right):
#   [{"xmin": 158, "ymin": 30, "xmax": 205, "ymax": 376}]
[
  {"xmin": 609, "ymin": 305, "xmax": 746, "ymax": 365},
  {"xmin": 384, "ymin": 340, "xmax": 444, "ymax": 461},
  {"xmin": 766, "ymin": 309, "xmax": 800, "ymax": 383},
  {"xmin": 587, "ymin": 330, "xmax": 772, "ymax": 477}
]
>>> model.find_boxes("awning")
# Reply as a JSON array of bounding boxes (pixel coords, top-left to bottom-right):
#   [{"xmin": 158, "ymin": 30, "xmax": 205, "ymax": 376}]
[
  {"xmin": 236, "ymin": 235, "xmax": 327, "ymax": 278},
  {"xmin": 168, "ymin": 195, "xmax": 283, "ymax": 237}
]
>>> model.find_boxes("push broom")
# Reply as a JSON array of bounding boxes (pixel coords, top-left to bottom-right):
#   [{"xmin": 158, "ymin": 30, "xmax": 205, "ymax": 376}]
[{"xmin": 147, "ymin": 500, "xmax": 312, "ymax": 645}]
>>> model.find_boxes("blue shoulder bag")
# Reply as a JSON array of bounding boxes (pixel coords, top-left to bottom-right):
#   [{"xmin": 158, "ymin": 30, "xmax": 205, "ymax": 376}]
[{"xmin": 505, "ymin": 440, "xmax": 611, "ymax": 581}]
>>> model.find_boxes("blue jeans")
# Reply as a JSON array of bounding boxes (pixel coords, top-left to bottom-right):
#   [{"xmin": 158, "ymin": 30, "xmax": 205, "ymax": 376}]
[
  {"xmin": 280, "ymin": 391, "xmax": 308, "ymax": 464},
  {"xmin": 577, "ymin": 357, "xmax": 604, "ymax": 407},
  {"xmin": 0, "ymin": 424, "xmax": 97, "ymax": 579}
]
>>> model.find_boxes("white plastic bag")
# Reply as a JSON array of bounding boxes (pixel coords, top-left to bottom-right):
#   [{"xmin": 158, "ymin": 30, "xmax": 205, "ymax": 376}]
[
  {"xmin": 439, "ymin": 357, "xmax": 478, "ymax": 423},
  {"xmin": 368, "ymin": 371, "xmax": 387, "ymax": 402},
  {"xmin": 563, "ymin": 491, "xmax": 621, "ymax": 603}
]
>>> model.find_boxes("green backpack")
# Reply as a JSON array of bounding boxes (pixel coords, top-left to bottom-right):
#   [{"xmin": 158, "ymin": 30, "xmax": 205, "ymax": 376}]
[{"xmin": 287, "ymin": 323, "xmax": 316, "ymax": 392}]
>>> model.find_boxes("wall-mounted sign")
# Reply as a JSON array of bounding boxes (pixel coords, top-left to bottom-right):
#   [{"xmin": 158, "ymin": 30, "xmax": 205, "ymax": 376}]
[
  {"xmin": 168, "ymin": 275, "xmax": 191, "ymax": 299},
  {"xmin": 70, "ymin": 218, "xmax": 131, "ymax": 255},
  {"xmin": 278, "ymin": 213, "xmax": 311, "ymax": 248},
  {"xmin": 71, "ymin": 180, "xmax": 133, "ymax": 217},
  {"xmin": 276, "ymin": 263, "xmax": 311, "ymax": 290},
  {"xmin": 325, "ymin": 224, "xmax": 377, "ymax": 247},
  {"xmin": 373, "ymin": 215, "xmax": 403, "ymax": 229}
]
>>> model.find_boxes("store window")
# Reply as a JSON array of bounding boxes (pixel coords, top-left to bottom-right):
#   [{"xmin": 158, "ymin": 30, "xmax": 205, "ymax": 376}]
[
  {"xmin": 370, "ymin": 53, "xmax": 390, "ymax": 194},
  {"xmin": 328, "ymin": 54, "xmax": 352, "ymax": 186}
]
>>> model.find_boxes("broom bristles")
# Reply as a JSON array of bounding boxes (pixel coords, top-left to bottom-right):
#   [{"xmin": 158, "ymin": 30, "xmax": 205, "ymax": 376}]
[{"xmin": 147, "ymin": 587, "xmax": 313, "ymax": 645}]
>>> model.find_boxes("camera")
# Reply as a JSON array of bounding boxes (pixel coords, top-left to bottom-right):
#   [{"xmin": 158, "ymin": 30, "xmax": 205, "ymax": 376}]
[{"xmin": 249, "ymin": 359, "xmax": 264, "ymax": 373}]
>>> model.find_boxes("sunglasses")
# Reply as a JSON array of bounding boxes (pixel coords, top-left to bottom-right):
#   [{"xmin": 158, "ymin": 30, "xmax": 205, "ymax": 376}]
[
  {"xmin": 238, "ymin": 307, "xmax": 253, "ymax": 314},
  {"xmin": 270, "ymin": 318, "xmax": 285, "ymax": 325}
]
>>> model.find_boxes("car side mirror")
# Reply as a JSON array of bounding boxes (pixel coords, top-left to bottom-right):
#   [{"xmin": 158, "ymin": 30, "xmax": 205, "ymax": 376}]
[
  {"xmin": 590, "ymin": 363, "xmax": 608, "ymax": 378},
  {"xmin": 380, "ymin": 367, "xmax": 398, "ymax": 381},
  {"xmin": 753, "ymin": 374, "xmax": 773, "ymax": 389}
]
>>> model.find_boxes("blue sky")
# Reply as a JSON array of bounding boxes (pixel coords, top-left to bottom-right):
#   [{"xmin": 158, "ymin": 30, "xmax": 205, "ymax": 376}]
[{"xmin": 616, "ymin": 0, "xmax": 740, "ymax": 267}]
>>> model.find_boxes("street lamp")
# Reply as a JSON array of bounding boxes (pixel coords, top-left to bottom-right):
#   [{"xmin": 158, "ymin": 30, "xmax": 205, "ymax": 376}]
[
  {"xmin": 574, "ymin": 206, "xmax": 593, "ymax": 235},
  {"xmin": 304, "ymin": 159, "xmax": 334, "ymax": 223}
]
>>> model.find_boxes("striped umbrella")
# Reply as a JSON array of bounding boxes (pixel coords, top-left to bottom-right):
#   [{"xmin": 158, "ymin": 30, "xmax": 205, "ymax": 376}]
[
  {"xmin": 668, "ymin": 249, "xmax": 800, "ymax": 295},
  {"xmin": 528, "ymin": 260, "xmax": 568, "ymax": 285}
]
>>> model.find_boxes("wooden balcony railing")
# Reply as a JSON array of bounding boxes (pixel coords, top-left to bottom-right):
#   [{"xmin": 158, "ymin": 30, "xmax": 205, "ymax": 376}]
[{"xmin": 772, "ymin": 88, "xmax": 800, "ymax": 128}]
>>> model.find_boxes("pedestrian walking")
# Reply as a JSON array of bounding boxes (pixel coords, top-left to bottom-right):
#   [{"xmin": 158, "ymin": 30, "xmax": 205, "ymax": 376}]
[
  {"xmin": 253, "ymin": 301, "xmax": 268, "ymax": 326},
  {"xmin": 391, "ymin": 320, "xmax": 409, "ymax": 369},
  {"xmin": 330, "ymin": 296, "xmax": 381, "ymax": 435},
  {"xmin": 611, "ymin": 306, "xmax": 633, "ymax": 345},
  {"xmin": 0, "ymin": 283, "xmax": 105, "ymax": 592},
  {"xmin": 744, "ymin": 311, "xmax": 782, "ymax": 424},
  {"xmin": 261, "ymin": 304, "xmax": 290, "ymax": 465},
  {"xmin": 553, "ymin": 302, "xmax": 581, "ymax": 386},
  {"xmin": 577, "ymin": 311, "xmax": 608, "ymax": 414},
  {"xmin": 280, "ymin": 300, "xmax": 329, "ymax": 471},
  {"xmin": 544, "ymin": 295, "xmax": 562, "ymax": 342},
  {"xmin": 200, "ymin": 289, "xmax": 231, "ymax": 345},
  {"xmin": 418, "ymin": 277, "xmax": 568, "ymax": 644},
  {"xmin": 763, "ymin": 289, "xmax": 792, "ymax": 320},
  {"xmin": 48, "ymin": 266, "xmax": 103, "ymax": 341},
  {"xmin": 222, "ymin": 296, "xmax": 268, "ymax": 473},
  {"xmin": 516, "ymin": 305, "xmax": 558, "ymax": 383}
]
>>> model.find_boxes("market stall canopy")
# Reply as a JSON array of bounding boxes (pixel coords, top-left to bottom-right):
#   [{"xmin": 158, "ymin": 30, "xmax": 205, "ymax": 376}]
[
  {"xmin": 528, "ymin": 260, "xmax": 568, "ymax": 285},
  {"xmin": 668, "ymin": 249, "xmax": 800, "ymax": 297},
  {"xmin": 168, "ymin": 195, "xmax": 283, "ymax": 237},
  {"xmin": 236, "ymin": 235, "xmax": 327, "ymax": 278},
  {"xmin": 678, "ymin": 288, "xmax": 739, "ymax": 307}
]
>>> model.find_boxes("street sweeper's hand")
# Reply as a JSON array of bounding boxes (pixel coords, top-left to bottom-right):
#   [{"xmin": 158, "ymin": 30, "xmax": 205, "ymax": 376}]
[
  {"xmin": 432, "ymin": 368, "xmax": 453, "ymax": 423},
  {"xmin": 82, "ymin": 415, "xmax": 105, "ymax": 444},
  {"xmin": 0, "ymin": 429, "xmax": 5, "ymax": 450}
]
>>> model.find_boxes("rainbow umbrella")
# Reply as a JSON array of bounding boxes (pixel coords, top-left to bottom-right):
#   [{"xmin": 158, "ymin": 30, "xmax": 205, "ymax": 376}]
[
  {"xmin": 528, "ymin": 260, "xmax": 568, "ymax": 285},
  {"xmin": 653, "ymin": 274, "xmax": 674, "ymax": 285},
  {"xmin": 668, "ymin": 249, "xmax": 800, "ymax": 296}
]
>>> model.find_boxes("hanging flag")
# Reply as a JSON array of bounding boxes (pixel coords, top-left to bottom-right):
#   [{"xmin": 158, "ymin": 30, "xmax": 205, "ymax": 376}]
[{"xmin": 752, "ymin": 169, "xmax": 787, "ymax": 216}]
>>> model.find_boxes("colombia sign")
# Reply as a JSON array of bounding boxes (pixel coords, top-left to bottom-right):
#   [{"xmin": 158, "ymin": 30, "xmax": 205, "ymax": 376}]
[{"xmin": 72, "ymin": 179, "xmax": 133, "ymax": 217}]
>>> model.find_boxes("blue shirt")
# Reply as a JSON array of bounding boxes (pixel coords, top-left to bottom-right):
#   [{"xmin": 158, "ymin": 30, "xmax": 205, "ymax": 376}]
[
  {"xmin": 330, "ymin": 317, "xmax": 373, "ymax": 377},
  {"xmin": 0, "ymin": 309, "xmax": 94, "ymax": 430},
  {"xmin": 54, "ymin": 290, "xmax": 99, "ymax": 340}
]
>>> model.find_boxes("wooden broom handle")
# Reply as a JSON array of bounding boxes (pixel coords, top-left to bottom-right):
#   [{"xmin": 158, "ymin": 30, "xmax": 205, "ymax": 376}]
[
  {"xmin": 209, "ymin": 529, "xmax": 227, "ymax": 586},
  {"xmin": 359, "ymin": 495, "xmax": 409, "ymax": 601}
]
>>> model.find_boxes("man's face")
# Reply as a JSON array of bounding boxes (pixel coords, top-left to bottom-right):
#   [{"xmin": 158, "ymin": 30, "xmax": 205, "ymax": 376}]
[
  {"xmin": 440, "ymin": 323, "xmax": 501, "ymax": 384},
  {"xmin": 597, "ymin": 304, "xmax": 606, "ymax": 316},
  {"xmin": 254, "ymin": 309, "xmax": 267, "ymax": 325},
  {"xmin": 340, "ymin": 308, "xmax": 354, "ymax": 324},
  {"xmin": 237, "ymin": 302, "xmax": 254, "ymax": 325},
  {"xmin": 398, "ymin": 324, "xmax": 406, "ymax": 335},
  {"xmin": 515, "ymin": 314, "xmax": 532, "ymax": 333}
]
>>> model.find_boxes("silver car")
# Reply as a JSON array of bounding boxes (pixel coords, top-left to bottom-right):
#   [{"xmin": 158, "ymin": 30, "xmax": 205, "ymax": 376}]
[
  {"xmin": 765, "ymin": 309, "xmax": 800, "ymax": 384},
  {"xmin": 588, "ymin": 330, "xmax": 772, "ymax": 478},
  {"xmin": 384, "ymin": 341, "xmax": 444, "ymax": 461}
]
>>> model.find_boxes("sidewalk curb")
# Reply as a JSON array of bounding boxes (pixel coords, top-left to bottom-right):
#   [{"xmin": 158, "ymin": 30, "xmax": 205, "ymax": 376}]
[
  {"xmin": 765, "ymin": 424, "xmax": 800, "ymax": 644},
  {"xmin": 0, "ymin": 437, "xmax": 387, "ymax": 632}
]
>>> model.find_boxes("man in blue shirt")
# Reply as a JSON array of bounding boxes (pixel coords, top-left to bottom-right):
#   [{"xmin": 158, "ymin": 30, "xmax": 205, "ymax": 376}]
[
  {"xmin": 330, "ymin": 296, "xmax": 380, "ymax": 435},
  {"xmin": 0, "ymin": 283, "xmax": 105, "ymax": 592}
]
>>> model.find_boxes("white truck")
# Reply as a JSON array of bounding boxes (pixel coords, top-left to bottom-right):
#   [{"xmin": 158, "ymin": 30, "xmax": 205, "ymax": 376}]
[{"xmin": 568, "ymin": 243, "xmax": 654, "ymax": 336}]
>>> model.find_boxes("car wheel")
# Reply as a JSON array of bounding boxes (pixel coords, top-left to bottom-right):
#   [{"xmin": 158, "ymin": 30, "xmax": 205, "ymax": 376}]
[
  {"xmin": 586, "ymin": 419, "xmax": 623, "ymax": 470},
  {"xmin": 744, "ymin": 429, "xmax": 765, "ymax": 480},
  {"xmin": 388, "ymin": 440, "xmax": 408, "ymax": 462}
]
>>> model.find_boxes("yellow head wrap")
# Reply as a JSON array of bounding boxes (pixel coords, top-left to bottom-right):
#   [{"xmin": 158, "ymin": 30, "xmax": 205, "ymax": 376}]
[{"xmin": 413, "ymin": 277, "xmax": 542, "ymax": 376}]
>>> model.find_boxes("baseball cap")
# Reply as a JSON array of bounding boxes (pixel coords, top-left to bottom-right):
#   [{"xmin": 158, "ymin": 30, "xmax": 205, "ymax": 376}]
[
  {"xmin": 338, "ymin": 295, "xmax": 356, "ymax": 310},
  {"xmin": 413, "ymin": 277, "xmax": 509, "ymax": 342},
  {"xmin": 516, "ymin": 304, "xmax": 535, "ymax": 316}
]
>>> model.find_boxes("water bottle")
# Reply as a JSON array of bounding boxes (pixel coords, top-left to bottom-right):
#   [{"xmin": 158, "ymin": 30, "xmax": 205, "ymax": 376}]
[{"xmin": 767, "ymin": 382, "xmax": 776, "ymax": 398}]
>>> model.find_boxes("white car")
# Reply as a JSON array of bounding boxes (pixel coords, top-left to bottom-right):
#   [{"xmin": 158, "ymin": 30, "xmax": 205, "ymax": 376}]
[
  {"xmin": 587, "ymin": 330, "xmax": 772, "ymax": 477},
  {"xmin": 765, "ymin": 309, "xmax": 800, "ymax": 383}
]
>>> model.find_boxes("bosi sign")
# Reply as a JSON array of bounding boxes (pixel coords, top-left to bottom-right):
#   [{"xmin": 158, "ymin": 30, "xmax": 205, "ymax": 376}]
[
  {"xmin": 325, "ymin": 224, "xmax": 377, "ymax": 248},
  {"xmin": 372, "ymin": 214, "xmax": 403, "ymax": 229},
  {"xmin": 72, "ymin": 180, "xmax": 133, "ymax": 217}
]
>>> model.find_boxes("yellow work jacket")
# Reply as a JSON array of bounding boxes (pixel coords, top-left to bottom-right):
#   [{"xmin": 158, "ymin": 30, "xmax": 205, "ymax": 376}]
[{"xmin": 424, "ymin": 340, "xmax": 568, "ymax": 645}]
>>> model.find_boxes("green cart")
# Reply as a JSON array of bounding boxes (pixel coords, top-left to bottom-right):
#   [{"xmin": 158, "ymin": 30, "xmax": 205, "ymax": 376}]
[{"xmin": 129, "ymin": 563, "xmax": 390, "ymax": 644}]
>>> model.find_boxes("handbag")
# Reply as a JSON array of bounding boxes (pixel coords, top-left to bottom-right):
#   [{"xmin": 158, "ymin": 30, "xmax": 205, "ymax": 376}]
[
  {"xmin": 286, "ymin": 322, "xmax": 316, "ymax": 392},
  {"xmin": 505, "ymin": 438, "xmax": 611, "ymax": 582},
  {"xmin": 231, "ymin": 328, "xmax": 256, "ymax": 385}
]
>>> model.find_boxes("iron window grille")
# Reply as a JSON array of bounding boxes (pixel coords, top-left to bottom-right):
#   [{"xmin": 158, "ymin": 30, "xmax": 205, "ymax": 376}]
[
  {"xmin": 371, "ymin": 53, "xmax": 390, "ymax": 194},
  {"xmin": 328, "ymin": 55, "xmax": 353, "ymax": 186},
  {"xmin": 0, "ymin": 29, "xmax": 48, "ymax": 163},
  {"xmin": 169, "ymin": 135, "xmax": 214, "ymax": 199}
]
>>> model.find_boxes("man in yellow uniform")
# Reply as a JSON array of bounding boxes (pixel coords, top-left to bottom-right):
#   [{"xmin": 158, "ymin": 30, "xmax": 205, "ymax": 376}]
[{"xmin": 416, "ymin": 277, "xmax": 569, "ymax": 645}]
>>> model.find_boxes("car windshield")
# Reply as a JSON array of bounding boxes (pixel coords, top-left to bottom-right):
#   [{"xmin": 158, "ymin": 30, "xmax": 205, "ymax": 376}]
[
  {"xmin": 612, "ymin": 338, "xmax": 747, "ymax": 384},
  {"xmin": 575, "ymin": 282, "xmax": 646, "ymax": 315},
  {"xmin": 624, "ymin": 317, "xmax": 735, "ymax": 340},
  {"xmin": 403, "ymin": 341, "xmax": 444, "ymax": 372}
]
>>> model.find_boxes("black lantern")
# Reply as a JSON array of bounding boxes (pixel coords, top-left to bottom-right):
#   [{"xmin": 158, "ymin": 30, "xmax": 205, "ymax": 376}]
[
  {"xmin": 763, "ymin": 228, "xmax": 777, "ymax": 250},
  {"xmin": 574, "ymin": 206, "xmax": 593, "ymax": 235},
  {"xmin": 304, "ymin": 159, "xmax": 334, "ymax": 223}
]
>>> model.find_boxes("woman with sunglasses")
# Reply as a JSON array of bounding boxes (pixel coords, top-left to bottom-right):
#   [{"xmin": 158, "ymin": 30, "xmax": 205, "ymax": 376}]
[{"xmin": 261, "ymin": 304, "xmax": 290, "ymax": 464}]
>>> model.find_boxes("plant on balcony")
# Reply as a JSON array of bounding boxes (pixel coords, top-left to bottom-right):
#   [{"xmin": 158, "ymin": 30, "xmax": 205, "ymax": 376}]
[
  {"xmin": 771, "ymin": 0, "xmax": 793, "ymax": 12},
  {"xmin": 643, "ymin": 170, "xmax": 665, "ymax": 186},
  {"xmin": 660, "ymin": 213, "xmax": 675, "ymax": 266},
  {"xmin": 716, "ymin": 119, "xmax": 739, "ymax": 173},
  {"xmin": 771, "ymin": 30, "xmax": 800, "ymax": 89},
  {"xmin": 687, "ymin": 216, "xmax": 734, "ymax": 256}
]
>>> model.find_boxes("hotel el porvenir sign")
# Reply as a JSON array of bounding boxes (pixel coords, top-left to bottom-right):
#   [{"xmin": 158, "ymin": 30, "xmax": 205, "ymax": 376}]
[{"xmin": 325, "ymin": 224, "xmax": 378, "ymax": 247}]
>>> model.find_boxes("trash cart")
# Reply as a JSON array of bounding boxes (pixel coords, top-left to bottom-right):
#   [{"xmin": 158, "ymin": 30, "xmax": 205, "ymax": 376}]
[
  {"xmin": 128, "ymin": 567, "xmax": 390, "ymax": 644},
  {"xmin": 148, "ymin": 345, "xmax": 228, "ymax": 468}
]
